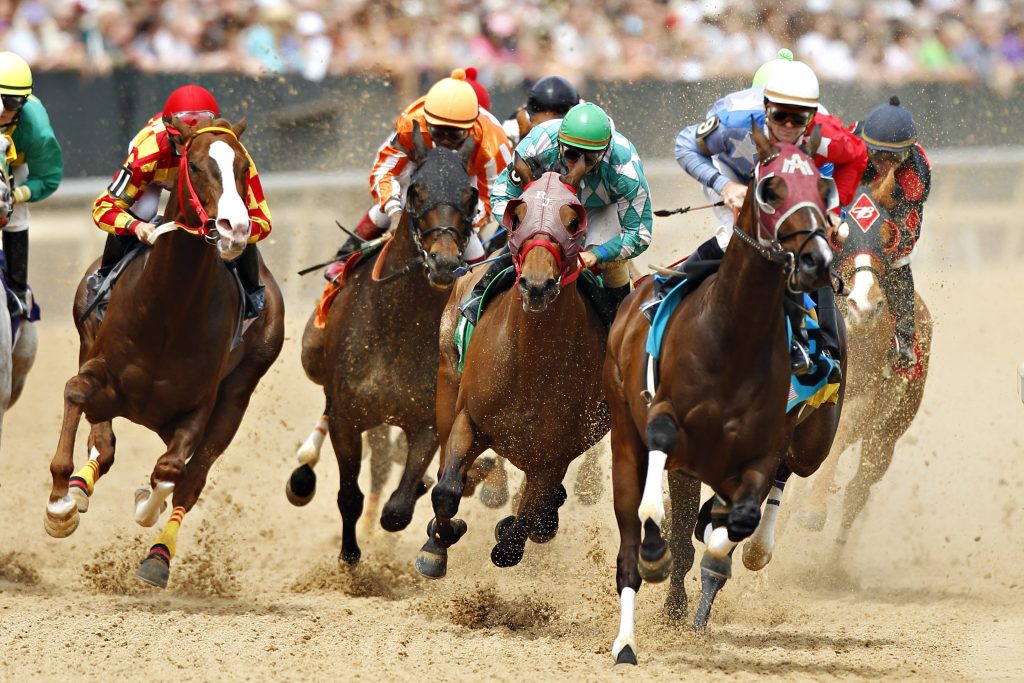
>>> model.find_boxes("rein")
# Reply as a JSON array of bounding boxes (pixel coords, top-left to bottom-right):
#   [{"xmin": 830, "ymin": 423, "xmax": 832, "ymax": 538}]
[
  {"xmin": 371, "ymin": 195, "xmax": 473, "ymax": 283},
  {"xmin": 176, "ymin": 125, "xmax": 241, "ymax": 243}
]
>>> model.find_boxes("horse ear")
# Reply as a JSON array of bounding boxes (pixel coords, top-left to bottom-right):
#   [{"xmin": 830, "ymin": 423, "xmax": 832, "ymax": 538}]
[
  {"xmin": 560, "ymin": 157, "xmax": 587, "ymax": 191},
  {"xmin": 411, "ymin": 120, "xmax": 428, "ymax": 164},
  {"xmin": 406, "ymin": 183, "xmax": 421, "ymax": 214},
  {"xmin": 511, "ymin": 153, "xmax": 533, "ymax": 187},
  {"xmin": 750, "ymin": 115, "xmax": 775, "ymax": 161},
  {"xmin": 801, "ymin": 123, "xmax": 823, "ymax": 158},
  {"xmin": 232, "ymin": 117, "xmax": 247, "ymax": 138},
  {"xmin": 458, "ymin": 134, "xmax": 476, "ymax": 169},
  {"xmin": 515, "ymin": 107, "xmax": 534, "ymax": 141}
]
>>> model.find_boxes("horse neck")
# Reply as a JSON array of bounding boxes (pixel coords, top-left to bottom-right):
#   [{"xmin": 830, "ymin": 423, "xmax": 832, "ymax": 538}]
[
  {"xmin": 500, "ymin": 279, "xmax": 587, "ymax": 350},
  {"xmin": 141, "ymin": 230, "xmax": 221, "ymax": 309}
]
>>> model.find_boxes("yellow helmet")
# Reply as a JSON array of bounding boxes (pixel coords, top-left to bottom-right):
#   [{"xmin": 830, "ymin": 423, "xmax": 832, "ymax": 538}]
[
  {"xmin": 423, "ymin": 69, "xmax": 478, "ymax": 129},
  {"xmin": 0, "ymin": 52, "xmax": 31, "ymax": 97}
]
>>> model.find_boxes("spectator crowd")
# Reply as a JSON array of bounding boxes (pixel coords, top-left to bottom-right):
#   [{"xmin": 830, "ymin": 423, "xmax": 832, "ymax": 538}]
[{"xmin": 3, "ymin": 0, "xmax": 1023, "ymax": 91}]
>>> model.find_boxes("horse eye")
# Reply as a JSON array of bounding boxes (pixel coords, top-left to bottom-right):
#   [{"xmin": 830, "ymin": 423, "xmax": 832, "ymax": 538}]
[{"xmin": 189, "ymin": 161, "xmax": 200, "ymax": 173}]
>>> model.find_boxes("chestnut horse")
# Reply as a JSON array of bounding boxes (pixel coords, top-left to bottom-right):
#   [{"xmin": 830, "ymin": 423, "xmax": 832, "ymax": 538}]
[
  {"xmin": 44, "ymin": 118, "xmax": 284, "ymax": 588},
  {"xmin": 795, "ymin": 176, "xmax": 932, "ymax": 555},
  {"xmin": 604, "ymin": 125, "xmax": 847, "ymax": 664},
  {"xmin": 288, "ymin": 126, "xmax": 478, "ymax": 564},
  {"xmin": 415, "ymin": 166, "xmax": 609, "ymax": 579}
]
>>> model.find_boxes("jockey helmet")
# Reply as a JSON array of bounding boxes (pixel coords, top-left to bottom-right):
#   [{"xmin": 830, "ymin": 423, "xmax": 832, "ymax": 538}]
[
  {"xmin": 527, "ymin": 76, "xmax": 579, "ymax": 117},
  {"xmin": 424, "ymin": 69, "xmax": 479, "ymax": 129},
  {"xmin": 463, "ymin": 66, "xmax": 491, "ymax": 112},
  {"xmin": 861, "ymin": 96, "xmax": 917, "ymax": 152},
  {"xmin": 558, "ymin": 102, "xmax": 612, "ymax": 151},
  {"xmin": 163, "ymin": 84, "xmax": 220, "ymax": 124},
  {"xmin": 763, "ymin": 59, "xmax": 819, "ymax": 110},
  {"xmin": 752, "ymin": 47, "xmax": 794, "ymax": 87},
  {"xmin": 0, "ymin": 52, "xmax": 32, "ymax": 111}
]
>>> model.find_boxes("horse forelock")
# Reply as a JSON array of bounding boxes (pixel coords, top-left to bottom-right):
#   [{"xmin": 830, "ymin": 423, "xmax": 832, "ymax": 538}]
[{"xmin": 409, "ymin": 146, "xmax": 472, "ymax": 215}]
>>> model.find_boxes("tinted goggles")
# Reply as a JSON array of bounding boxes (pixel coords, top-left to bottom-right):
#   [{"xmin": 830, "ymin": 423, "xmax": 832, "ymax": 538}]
[
  {"xmin": 1, "ymin": 95, "xmax": 26, "ymax": 112},
  {"xmin": 767, "ymin": 106, "xmax": 814, "ymax": 127},
  {"xmin": 560, "ymin": 143, "xmax": 605, "ymax": 167},
  {"xmin": 427, "ymin": 124, "xmax": 470, "ymax": 147},
  {"xmin": 870, "ymin": 148, "xmax": 910, "ymax": 165}
]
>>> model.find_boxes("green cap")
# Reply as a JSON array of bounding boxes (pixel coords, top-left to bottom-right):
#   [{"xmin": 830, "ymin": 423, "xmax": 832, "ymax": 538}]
[
  {"xmin": 558, "ymin": 102, "xmax": 612, "ymax": 150},
  {"xmin": 752, "ymin": 48, "xmax": 794, "ymax": 87}
]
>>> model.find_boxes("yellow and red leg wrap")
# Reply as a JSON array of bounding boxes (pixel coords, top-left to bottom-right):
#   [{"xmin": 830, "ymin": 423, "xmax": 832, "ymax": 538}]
[
  {"xmin": 144, "ymin": 506, "xmax": 186, "ymax": 565},
  {"xmin": 69, "ymin": 459, "xmax": 101, "ymax": 497}
]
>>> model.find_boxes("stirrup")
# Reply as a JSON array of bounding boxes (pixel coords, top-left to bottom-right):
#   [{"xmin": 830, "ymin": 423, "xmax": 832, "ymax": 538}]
[
  {"xmin": 790, "ymin": 342, "xmax": 813, "ymax": 377},
  {"xmin": 459, "ymin": 294, "xmax": 483, "ymax": 325},
  {"xmin": 5, "ymin": 288, "xmax": 25, "ymax": 319},
  {"xmin": 244, "ymin": 286, "xmax": 266, "ymax": 321}
]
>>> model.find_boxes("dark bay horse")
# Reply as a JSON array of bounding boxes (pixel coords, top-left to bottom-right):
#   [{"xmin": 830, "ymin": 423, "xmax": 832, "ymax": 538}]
[
  {"xmin": 604, "ymin": 124, "xmax": 847, "ymax": 664},
  {"xmin": 289, "ymin": 125, "xmax": 478, "ymax": 564},
  {"xmin": 796, "ymin": 174, "xmax": 932, "ymax": 556},
  {"xmin": 45, "ymin": 118, "xmax": 284, "ymax": 588},
  {"xmin": 415, "ymin": 165, "xmax": 609, "ymax": 579}
]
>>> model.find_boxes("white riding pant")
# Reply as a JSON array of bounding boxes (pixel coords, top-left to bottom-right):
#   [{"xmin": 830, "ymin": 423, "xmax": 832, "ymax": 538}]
[{"xmin": 4, "ymin": 164, "xmax": 29, "ymax": 233}]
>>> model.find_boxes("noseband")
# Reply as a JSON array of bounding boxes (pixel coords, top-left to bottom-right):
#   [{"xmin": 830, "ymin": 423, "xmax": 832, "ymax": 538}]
[{"xmin": 177, "ymin": 125, "xmax": 244, "ymax": 245}]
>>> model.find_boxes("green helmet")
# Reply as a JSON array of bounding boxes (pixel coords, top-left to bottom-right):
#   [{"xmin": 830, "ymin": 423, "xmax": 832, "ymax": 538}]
[
  {"xmin": 558, "ymin": 102, "xmax": 612, "ymax": 150},
  {"xmin": 752, "ymin": 48, "xmax": 794, "ymax": 87}
]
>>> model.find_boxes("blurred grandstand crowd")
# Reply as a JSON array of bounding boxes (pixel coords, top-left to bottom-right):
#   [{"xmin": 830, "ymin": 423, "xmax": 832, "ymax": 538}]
[{"xmin": 4, "ymin": 0, "xmax": 1022, "ymax": 90}]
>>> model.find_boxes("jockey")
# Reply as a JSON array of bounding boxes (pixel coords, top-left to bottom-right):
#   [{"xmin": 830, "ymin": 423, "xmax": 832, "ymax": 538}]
[
  {"xmin": 461, "ymin": 102, "xmax": 652, "ymax": 325},
  {"xmin": 502, "ymin": 75, "xmax": 581, "ymax": 147},
  {"xmin": 333, "ymin": 69, "xmax": 511, "ymax": 263},
  {"xmin": 852, "ymin": 96, "xmax": 930, "ymax": 370},
  {"xmin": 92, "ymin": 84, "xmax": 271, "ymax": 320},
  {"xmin": 0, "ymin": 52, "xmax": 63, "ymax": 317},
  {"xmin": 673, "ymin": 58, "xmax": 867, "ymax": 378}
]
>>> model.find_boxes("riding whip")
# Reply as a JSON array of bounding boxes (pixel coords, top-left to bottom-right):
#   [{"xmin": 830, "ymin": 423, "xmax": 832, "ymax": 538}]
[{"xmin": 653, "ymin": 201, "xmax": 724, "ymax": 217}]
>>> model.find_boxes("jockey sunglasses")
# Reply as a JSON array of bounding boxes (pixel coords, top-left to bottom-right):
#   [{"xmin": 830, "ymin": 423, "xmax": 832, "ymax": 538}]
[
  {"xmin": 767, "ymin": 106, "xmax": 815, "ymax": 127},
  {"xmin": 172, "ymin": 110, "xmax": 216, "ymax": 127},
  {"xmin": 426, "ymin": 124, "xmax": 470, "ymax": 148},
  {"xmin": 870, "ymin": 149, "xmax": 910, "ymax": 165},
  {"xmin": 560, "ymin": 143, "xmax": 605, "ymax": 167},
  {"xmin": 1, "ymin": 94, "xmax": 26, "ymax": 112}
]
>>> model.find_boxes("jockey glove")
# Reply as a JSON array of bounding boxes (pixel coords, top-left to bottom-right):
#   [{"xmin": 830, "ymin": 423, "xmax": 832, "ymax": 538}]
[{"xmin": 11, "ymin": 185, "xmax": 29, "ymax": 204}]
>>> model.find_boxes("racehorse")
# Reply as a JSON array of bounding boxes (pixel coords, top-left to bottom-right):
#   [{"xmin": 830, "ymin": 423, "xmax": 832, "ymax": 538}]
[
  {"xmin": 604, "ymin": 123, "xmax": 847, "ymax": 664},
  {"xmin": 288, "ymin": 124, "xmax": 479, "ymax": 564},
  {"xmin": 0, "ymin": 135, "xmax": 37, "ymax": 448},
  {"xmin": 44, "ymin": 118, "xmax": 284, "ymax": 589},
  {"xmin": 795, "ymin": 172, "xmax": 932, "ymax": 555},
  {"xmin": 415, "ymin": 165, "xmax": 609, "ymax": 579}
]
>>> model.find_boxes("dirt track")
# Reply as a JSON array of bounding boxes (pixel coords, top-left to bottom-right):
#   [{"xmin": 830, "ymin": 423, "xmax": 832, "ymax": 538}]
[{"xmin": 0, "ymin": 170, "xmax": 1021, "ymax": 681}]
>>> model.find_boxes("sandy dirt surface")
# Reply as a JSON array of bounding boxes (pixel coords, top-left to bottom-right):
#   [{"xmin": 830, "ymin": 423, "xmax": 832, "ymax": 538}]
[{"xmin": 0, "ymin": 167, "xmax": 1021, "ymax": 682}]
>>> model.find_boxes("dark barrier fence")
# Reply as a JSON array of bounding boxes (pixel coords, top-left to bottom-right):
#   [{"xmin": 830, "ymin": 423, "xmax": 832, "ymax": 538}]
[{"xmin": 39, "ymin": 70, "xmax": 1003, "ymax": 178}]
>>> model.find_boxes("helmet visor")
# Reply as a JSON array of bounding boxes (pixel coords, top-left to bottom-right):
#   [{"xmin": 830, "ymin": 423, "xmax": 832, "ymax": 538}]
[
  {"xmin": 171, "ymin": 109, "xmax": 216, "ymax": 127},
  {"xmin": 1, "ymin": 95, "xmax": 26, "ymax": 112}
]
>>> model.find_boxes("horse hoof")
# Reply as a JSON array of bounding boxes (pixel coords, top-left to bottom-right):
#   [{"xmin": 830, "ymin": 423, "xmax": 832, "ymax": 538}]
[
  {"xmin": 742, "ymin": 542, "xmax": 773, "ymax": 572},
  {"xmin": 614, "ymin": 644, "xmax": 638, "ymax": 666},
  {"xmin": 494, "ymin": 515, "xmax": 515, "ymax": 542},
  {"xmin": 727, "ymin": 500, "xmax": 761, "ymax": 540},
  {"xmin": 339, "ymin": 546, "xmax": 362, "ymax": 566},
  {"xmin": 379, "ymin": 502, "xmax": 413, "ymax": 533},
  {"xmin": 44, "ymin": 494, "xmax": 80, "ymax": 538},
  {"xmin": 136, "ymin": 557, "xmax": 170, "ymax": 589},
  {"xmin": 285, "ymin": 464, "xmax": 317, "ymax": 507},
  {"xmin": 639, "ymin": 547, "xmax": 673, "ymax": 583},
  {"xmin": 794, "ymin": 508, "xmax": 826, "ymax": 532},
  {"xmin": 479, "ymin": 482, "xmax": 509, "ymax": 509},
  {"xmin": 414, "ymin": 548, "xmax": 448, "ymax": 579},
  {"xmin": 70, "ymin": 487, "xmax": 90, "ymax": 513}
]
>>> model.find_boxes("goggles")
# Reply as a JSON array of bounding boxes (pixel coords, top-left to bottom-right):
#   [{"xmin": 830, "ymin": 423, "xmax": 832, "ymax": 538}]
[
  {"xmin": 170, "ymin": 110, "xmax": 216, "ymax": 127},
  {"xmin": 559, "ymin": 143, "xmax": 605, "ymax": 167},
  {"xmin": 427, "ymin": 124, "xmax": 470, "ymax": 148},
  {"xmin": 767, "ymin": 106, "xmax": 814, "ymax": 127},
  {"xmin": 1, "ymin": 94, "xmax": 26, "ymax": 112},
  {"xmin": 870, "ymin": 148, "xmax": 910, "ymax": 165}
]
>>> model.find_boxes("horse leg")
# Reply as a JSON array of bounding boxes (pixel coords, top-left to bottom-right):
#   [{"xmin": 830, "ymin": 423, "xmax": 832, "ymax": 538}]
[
  {"xmin": 331, "ymin": 416, "xmax": 365, "ymax": 565},
  {"xmin": 692, "ymin": 495, "xmax": 734, "ymax": 631},
  {"xmin": 742, "ymin": 462, "xmax": 792, "ymax": 571},
  {"xmin": 834, "ymin": 430, "xmax": 897, "ymax": 560},
  {"xmin": 359, "ymin": 424, "xmax": 394, "ymax": 536},
  {"xmin": 477, "ymin": 455, "xmax": 510, "ymax": 509},
  {"xmin": 610, "ymin": 411, "xmax": 646, "ymax": 665},
  {"xmin": 491, "ymin": 466, "xmax": 568, "ymax": 568},
  {"xmin": 664, "ymin": 470, "xmax": 699, "ymax": 621},
  {"xmin": 69, "ymin": 421, "xmax": 117, "ymax": 513},
  {"xmin": 380, "ymin": 424, "xmax": 436, "ymax": 532},
  {"xmin": 415, "ymin": 410, "xmax": 484, "ymax": 579},
  {"xmin": 286, "ymin": 404, "xmax": 329, "ymax": 507},
  {"xmin": 636, "ymin": 407, "xmax": 678, "ymax": 583},
  {"xmin": 574, "ymin": 443, "xmax": 605, "ymax": 506},
  {"xmin": 45, "ymin": 367, "xmax": 104, "ymax": 537}
]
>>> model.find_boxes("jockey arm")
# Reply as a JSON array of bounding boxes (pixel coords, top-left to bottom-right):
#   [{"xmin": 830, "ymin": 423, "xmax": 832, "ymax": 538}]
[
  {"xmin": 809, "ymin": 114, "xmax": 867, "ymax": 209},
  {"xmin": 244, "ymin": 153, "xmax": 272, "ymax": 242},
  {"xmin": 674, "ymin": 120, "xmax": 733, "ymax": 196},
  {"xmin": 590, "ymin": 146, "xmax": 653, "ymax": 263},
  {"xmin": 469, "ymin": 118, "xmax": 512, "ymax": 228},
  {"xmin": 92, "ymin": 127, "xmax": 166, "ymax": 236},
  {"xmin": 368, "ymin": 126, "xmax": 414, "ymax": 219},
  {"xmin": 9, "ymin": 98, "xmax": 63, "ymax": 204}
]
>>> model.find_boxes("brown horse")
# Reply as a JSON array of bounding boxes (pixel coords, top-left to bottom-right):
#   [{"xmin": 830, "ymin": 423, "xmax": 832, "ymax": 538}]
[
  {"xmin": 44, "ymin": 118, "xmax": 284, "ymax": 589},
  {"xmin": 288, "ymin": 126, "xmax": 479, "ymax": 564},
  {"xmin": 795, "ymin": 174, "xmax": 932, "ymax": 556},
  {"xmin": 415, "ymin": 165, "xmax": 609, "ymax": 579},
  {"xmin": 604, "ymin": 124, "xmax": 847, "ymax": 664}
]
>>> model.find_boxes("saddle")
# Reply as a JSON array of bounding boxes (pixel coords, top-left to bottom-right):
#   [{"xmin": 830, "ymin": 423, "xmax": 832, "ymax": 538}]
[{"xmin": 313, "ymin": 241, "xmax": 385, "ymax": 329}]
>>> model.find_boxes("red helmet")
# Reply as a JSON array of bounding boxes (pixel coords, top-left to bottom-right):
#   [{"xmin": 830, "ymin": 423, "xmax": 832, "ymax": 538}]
[{"xmin": 163, "ymin": 84, "xmax": 219, "ymax": 123}]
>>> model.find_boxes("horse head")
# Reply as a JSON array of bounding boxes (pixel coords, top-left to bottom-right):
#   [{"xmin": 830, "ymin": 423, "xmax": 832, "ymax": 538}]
[
  {"xmin": 168, "ymin": 116, "xmax": 252, "ymax": 261},
  {"xmin": 747, "ymin": 121, "xmax": 837, "ymax": 292},
  {"xmin": 834, "ymin": 174, "xmax": 903, "ymax": 327},
  {"xmin": 0, "ymin": 135, "xmax": 14, "ymax": 229},
  {"xmin": 504, "ymin": 161, "xmax": 587, "ymax": 313},
  {"xmin": 401, "ymin": 120, "xmax": 478, "ymax": 289}
]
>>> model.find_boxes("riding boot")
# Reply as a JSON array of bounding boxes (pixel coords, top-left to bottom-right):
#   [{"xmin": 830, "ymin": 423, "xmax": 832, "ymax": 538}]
[
  {"xmin": 87, "ymin": 232, "xmax": 137, "ymax": 304},
  {"xmin": 813, "ymin": 285, "xmax": 842, "ymax": 383},
  {"xmin": 336, "ymin": 209, "xmax": 386, "ymax": 260},
  {"xmin": 882, "ymin": 265, "xmax": 917, "ymax": 370},
  {"xmin": 2, "ymin": 230, "xmax": 28, "ymax": 317},
  {"xmin": 595, "ymin": 284, "xmax": 631, "ymax": 329},
  {"xmin": 644, "ymin": 235, "xmax": 725, "ymax": 322},
  {"xmin": 237, "ymin": 243, "xmax": 265, "ymax": 320},
  {"xmin": 459, "ymin": 250, "xmax": 513, "ymax": 325},
  {"xmin": 784, "ymin": 291, "xmax": 813, "ymax": 377}
]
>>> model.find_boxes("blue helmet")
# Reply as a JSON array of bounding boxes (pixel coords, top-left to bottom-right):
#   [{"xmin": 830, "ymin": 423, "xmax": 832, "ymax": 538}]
[{"xmin": 861, "ymin": 96, "xmax": 917, "ymax": 152}]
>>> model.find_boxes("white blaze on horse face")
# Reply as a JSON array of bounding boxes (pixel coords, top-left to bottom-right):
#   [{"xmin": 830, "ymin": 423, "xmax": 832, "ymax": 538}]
[
  {"xmin": 847, "ymin": 254, "xmax": 879, "ymax": 325},
  {"xmin": 208, "ymin": 140, "xmax": 250, "ymax": 257}
]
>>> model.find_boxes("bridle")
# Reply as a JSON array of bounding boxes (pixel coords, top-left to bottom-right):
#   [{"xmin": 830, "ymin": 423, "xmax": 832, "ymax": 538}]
[{"xmin": 176, "ymin": 125, "xmax": 245, "ymax": 245}]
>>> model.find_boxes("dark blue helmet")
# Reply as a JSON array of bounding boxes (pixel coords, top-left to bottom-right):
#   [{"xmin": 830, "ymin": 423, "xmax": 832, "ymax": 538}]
[
  {"xmin": 526, "ymin": 76, "xmax": 580, "ymax": 117},
  {"xmin": 861, "ymin": 96, "xmax": 917, "ymax": 152}
]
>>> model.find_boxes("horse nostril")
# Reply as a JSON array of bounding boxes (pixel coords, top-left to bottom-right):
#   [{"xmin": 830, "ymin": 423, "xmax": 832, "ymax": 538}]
[
  {"xmin": 799, "ymin": 252, "xmax": 818, "ymax": 271},
  {"xmin": 545, "ymin": 278, "xmax": 558, "ymax": 291}
]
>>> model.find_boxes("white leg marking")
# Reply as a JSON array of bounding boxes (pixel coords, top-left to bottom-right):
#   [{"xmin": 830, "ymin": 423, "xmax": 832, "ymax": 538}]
[
  {"xmin": 637, "ymin": 450, "xmax": 667, "ymax": 526},
  {"xmin": 47, "ymin": 492, "xmax": 76, "ymax": 518},
  {"xmin": 706, "ymin": 525, "xmax": 737, "ymax": 559},
  {"xmin": 134, "ymin": 480, "xmax": 175, "ymax": 527},
  {"xmin": 611, "ymin": 587, "xmax": 637, "ymax": 659},
  {"xmin": 89, "ymin": 445, "xmax": 100, "ymax": 461},
  {"xmin": 296, "ymin": 415, "xmax": 329, "ymax": 467},
  {"xmin": 743, "ymin": 483, "xmax": 784, "ymax": 570}
]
